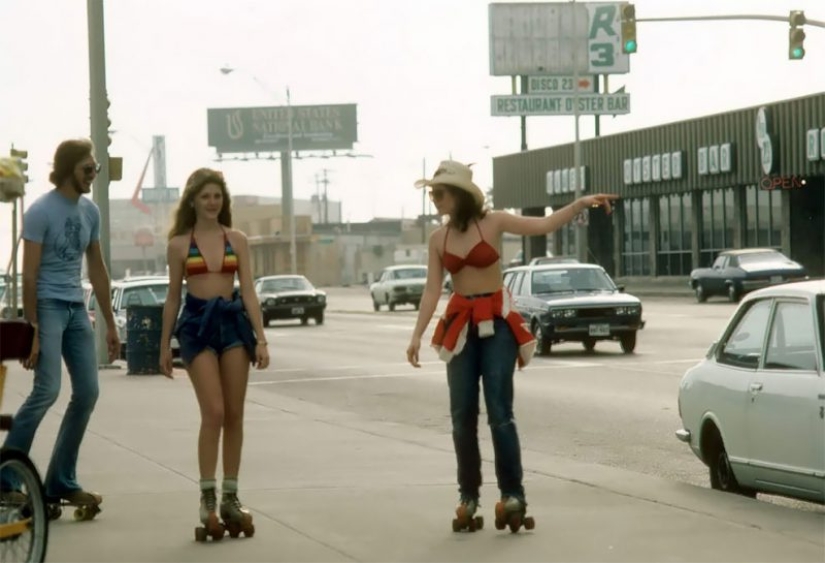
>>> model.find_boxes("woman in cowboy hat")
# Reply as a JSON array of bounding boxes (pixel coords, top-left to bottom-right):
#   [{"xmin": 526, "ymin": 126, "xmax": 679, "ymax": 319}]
[{"xmin": 406, "ymin": 160, "xmax": 617, "ymax": 533}]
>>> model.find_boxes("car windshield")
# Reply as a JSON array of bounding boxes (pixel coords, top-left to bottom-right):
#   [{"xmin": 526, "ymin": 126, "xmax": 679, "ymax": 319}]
[
  {"xmin": 393, "ymin": 268, "xmax": 427, "ymax": 280},
  {"xmin": 737, "ymin": 251, "xmax": 786, "ymax": 264},
  {"xmin": 260, "ymin": 277, "xmax": 312, "ymax": 292},
  {"xmin": 531, "ymin": 268, "xmax": 616, "ymax": 294}
]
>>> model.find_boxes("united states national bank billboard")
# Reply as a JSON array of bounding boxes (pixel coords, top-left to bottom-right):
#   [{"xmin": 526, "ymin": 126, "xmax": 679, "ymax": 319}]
[{"xmin": 207, "ymin": 104, "xmax": 358, "ymax": 154}]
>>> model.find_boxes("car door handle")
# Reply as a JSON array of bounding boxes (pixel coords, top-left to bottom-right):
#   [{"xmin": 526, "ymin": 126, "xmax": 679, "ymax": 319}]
[{"xmin": 750, "ymin": 382, "xmax": 763, "ymax": 392}]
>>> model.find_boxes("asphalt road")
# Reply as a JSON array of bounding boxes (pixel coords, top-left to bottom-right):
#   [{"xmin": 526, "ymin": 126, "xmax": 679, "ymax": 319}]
[{"xmin": 252, "ymin": 287, "xmax": 822, "ymax": 513}]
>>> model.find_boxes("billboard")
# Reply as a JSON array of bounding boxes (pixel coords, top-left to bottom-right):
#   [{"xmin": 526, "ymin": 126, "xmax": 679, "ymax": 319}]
[{"xmin": 207, "ymin": 104, "xmax": 358, "ymax": 154}]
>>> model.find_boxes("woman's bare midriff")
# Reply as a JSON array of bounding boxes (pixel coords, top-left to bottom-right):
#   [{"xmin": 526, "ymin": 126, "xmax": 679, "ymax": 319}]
[
  {"xmin": 185, "ymin": 273, "xmax": 236, "ymax": 301},
  {"xmin": 450, "ymin": 265, "xmax": 504, "ymax": 296}
]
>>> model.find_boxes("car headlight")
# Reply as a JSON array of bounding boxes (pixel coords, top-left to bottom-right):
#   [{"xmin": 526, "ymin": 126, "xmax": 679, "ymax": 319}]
[
  {"xmin": 266, "ymin": 298, "xmax": 275, "ymax": 306},
  {"xmin": 316, "ymin": 295, "xmax": 325, "ymax": 303},
  {"xmin": 615, "ymin": 305, "xmax": 641, "ymax": 315},
  {"xmin": 550, "ymin": 308, "xmax": 577, "ymax": 319}
]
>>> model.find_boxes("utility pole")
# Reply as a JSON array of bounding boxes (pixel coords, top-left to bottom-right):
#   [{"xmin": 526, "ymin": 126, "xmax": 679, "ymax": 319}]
[
  {"xmin": 87, "ymin": 0, "xmax": 115, "ymax": 367},
  {"xmin": 317, "ymin": 168, "xmax": 331, "ymax": 224},
  {"xmin": 421, "ymin": 157, "xmax": 427, "ymax": 244}
]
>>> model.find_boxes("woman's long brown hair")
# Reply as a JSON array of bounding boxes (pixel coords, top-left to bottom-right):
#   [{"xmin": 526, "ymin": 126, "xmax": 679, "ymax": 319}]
[
  {"xmin": 168, "ymin": 168, "xmax": 233, "ymax": 240},
  {"xmin": 446, "ymin": 185, "xmax": 487, "ymax": 233}
]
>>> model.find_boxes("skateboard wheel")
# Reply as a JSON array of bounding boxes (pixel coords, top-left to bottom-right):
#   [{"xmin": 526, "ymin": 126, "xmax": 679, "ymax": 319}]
[{"xmin": 524, "ymin": 516, "xmax": 535, "ymax": 530}]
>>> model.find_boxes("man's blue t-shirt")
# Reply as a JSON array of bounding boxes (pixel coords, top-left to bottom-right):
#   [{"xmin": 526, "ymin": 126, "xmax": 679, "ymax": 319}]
[{"xmin": 22, "ymin": 190, "xmax": 100, "ymax": 303}]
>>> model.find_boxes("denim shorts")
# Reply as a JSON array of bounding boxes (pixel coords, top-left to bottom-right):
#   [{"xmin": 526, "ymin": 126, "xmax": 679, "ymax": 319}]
[{"xmin": 174, "ymin": 291, "xmax": 257, "ymax": 366}]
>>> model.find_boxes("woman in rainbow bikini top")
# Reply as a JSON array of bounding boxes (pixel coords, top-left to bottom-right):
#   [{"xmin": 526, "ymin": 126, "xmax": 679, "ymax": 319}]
[
  {"xmin": 406, "ymin": 160, "xmax": 617, "ymax": 529},
  {"xmin": 160, "ymin": 167, "xmax": 269, "ymax": 539}
]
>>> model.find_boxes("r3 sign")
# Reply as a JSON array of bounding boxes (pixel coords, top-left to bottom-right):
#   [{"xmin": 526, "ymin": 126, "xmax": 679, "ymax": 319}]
[{"xmin": 587, "ymin": 3, "xmax": 631, "ymax": 74}]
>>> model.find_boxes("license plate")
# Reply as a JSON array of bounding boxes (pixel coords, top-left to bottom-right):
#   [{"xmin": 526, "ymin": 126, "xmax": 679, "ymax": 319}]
[
  {"xmin": 588, "ymin": 323, "xmax": 610, "ymax": 336},
  {"xmin": 291, "ymin": 307, "xmax": 305, "ymax": 315},
  {"xmin": 770, "ymin": 276, "xmax": 782, "ymax": 283}
]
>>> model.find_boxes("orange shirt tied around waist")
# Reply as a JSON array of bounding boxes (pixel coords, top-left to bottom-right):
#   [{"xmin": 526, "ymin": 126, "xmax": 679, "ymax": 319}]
[{"xmin": 431, "ymin": 288, "xmax": 536, "ymax": 369}]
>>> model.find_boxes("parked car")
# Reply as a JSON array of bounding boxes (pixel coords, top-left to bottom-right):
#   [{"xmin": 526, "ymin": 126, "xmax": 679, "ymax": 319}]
[
  {"xmin": 370, "ymin": 265, "xmax": 427, "ymax": 311},
  {"xmin": 529, "ymin": 256, "xmax": 579, "ymax": 266},
  {"xmin": 503, "ymin": 263, "xmax": 645, "ymax": 355},
  {"xmin": 254, "ymin": 275, "xmax": 326, "ymax": 326},
  {"xmin": 689, "ymin": 248, "xmax": 807, "ymax": 303},
  {"xmin": 507, "ymin": 250, "xmax": 554, "ymax": 268},
  {"xmin": 675, "ymin": 280, "xmax": 825, "ymax": 504}
]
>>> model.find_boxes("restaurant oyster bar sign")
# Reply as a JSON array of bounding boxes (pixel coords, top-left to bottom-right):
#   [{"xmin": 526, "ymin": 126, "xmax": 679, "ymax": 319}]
[{"xmin": 207, "ymin": 104, "xmax": 358, "ymax": 154}]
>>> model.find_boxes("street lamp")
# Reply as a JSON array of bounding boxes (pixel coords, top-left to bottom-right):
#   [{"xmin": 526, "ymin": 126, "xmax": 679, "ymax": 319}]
[{"xmin": 219, "ymin": 66, "xmax": 297, "ymax": 275}]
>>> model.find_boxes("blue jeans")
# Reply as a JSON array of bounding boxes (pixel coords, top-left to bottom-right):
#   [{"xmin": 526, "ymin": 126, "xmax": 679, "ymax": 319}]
[
  {"xmin": 446, "ymin": 317, "xmax": 525, "ymax": 504},
  {"xmin": 2, "ymin": 299, "xmax": 99, "ymax": 498}
]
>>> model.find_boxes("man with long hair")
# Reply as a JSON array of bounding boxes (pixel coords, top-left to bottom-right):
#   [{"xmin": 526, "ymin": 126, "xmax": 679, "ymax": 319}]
[
  {"xmin": 159, "ymin": 168, "xmax": 269, "ymax": 541},
  {"xmin": 2, "ymin": 138, "xmax": 119, "ymax": 518},
  {"xmin": 407, "ymin": 160, "xmax": 618, "ymax": 532}
]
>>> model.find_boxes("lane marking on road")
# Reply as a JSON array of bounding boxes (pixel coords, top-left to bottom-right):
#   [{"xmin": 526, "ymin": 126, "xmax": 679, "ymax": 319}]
[
  {"xmin": 250, "ymin": 370, "xmax": 445, "ymax": 385},
  {"xmin": 260, "ymin": 360, "xmax": 442, "ymax": 375},
  {"xmin": 643, "ymin": 358, "xmax": 702, "ymax": 365}
]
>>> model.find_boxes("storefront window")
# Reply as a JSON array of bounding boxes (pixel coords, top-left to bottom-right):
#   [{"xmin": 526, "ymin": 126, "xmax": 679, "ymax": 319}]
[
  {"xmin": 621, "ymin": 197, "xmax": 650, "ymax": 276},
  {"xmin": 699, "ymin": 188, "xmax": 736, "ymax": 267},
  {"xmin": 745, "ymin": 185, "xmax": 782, "ymax": 249},
  {"xmin": 656, "ymin": 193, "xmax": 692, "ymax": 276}
]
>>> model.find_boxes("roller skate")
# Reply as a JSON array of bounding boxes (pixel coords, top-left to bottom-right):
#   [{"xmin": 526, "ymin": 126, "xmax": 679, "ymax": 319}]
[
  {"xmin": 494, "ymin": 496, "xmax": 535, "ymax": 533},
  {"xmin": 194, "ymin": 480, "xmax": 225, "ymax": 542},
  {"xmin": 46, "ymin": 490, "xmax": 103, "ymax": 521},
  {"xmin": 220, "ymin": 478, "xmax": 255, "ymax": 538},
  {"xmin": 452, "ymin": 496, "xmax": 484, "ymax": 532}
]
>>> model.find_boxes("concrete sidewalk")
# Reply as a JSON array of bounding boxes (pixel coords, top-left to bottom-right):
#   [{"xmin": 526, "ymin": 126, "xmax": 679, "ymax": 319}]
[{"xmin": 2, "ymin": 363, "xmax": 822, "ymax": 563}]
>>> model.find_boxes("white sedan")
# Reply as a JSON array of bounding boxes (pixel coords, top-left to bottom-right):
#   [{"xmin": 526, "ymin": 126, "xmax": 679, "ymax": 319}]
[
  {"xmin": 676, "ymin": 280, "xmax": 825, "ymax": 504},
  {"xmin": 370, "ymin": 265, "xmax": 427, "ymax": 312}
]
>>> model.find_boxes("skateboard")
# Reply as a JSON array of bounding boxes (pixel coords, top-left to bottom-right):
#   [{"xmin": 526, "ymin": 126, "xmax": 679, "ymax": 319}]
[{"xmin": 494, "ymin": 500, "xmax": 535, "ymax": 533}]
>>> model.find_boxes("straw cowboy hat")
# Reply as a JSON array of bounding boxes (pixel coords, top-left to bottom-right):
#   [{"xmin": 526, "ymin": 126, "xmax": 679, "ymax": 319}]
[{"xmin": 414, "ymin": 160, "xmax": 486, "ymax": 208}]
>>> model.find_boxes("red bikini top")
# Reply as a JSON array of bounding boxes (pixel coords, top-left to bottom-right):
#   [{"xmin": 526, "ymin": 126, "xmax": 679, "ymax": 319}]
[{"xmin": 442, "ymin": 221, "xmax": 500, "ymax": 275}]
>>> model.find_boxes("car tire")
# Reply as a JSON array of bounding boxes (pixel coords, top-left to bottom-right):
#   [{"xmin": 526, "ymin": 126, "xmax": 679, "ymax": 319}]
[
  {"xmin": 706, "ymin": 430, "xmax": 756, "ymax": 498},
  {"xmin": 414, "ymin": 301, "xmax": 420, "ymax": 311},
  {"xmin": 315, "ymin": 312, "xmax": 324, "ymax": 325},
  {"xmin": 694, "ymin": 283, "xmax": 707, "ymax": 303},
  {"xmin": 583, "ymin": 338, "xmax": 596, "ymax": 353},
  {"xmin": 388, "ymin": 301, "xmax": 396, "ymax": 312},
  {"xmin": 532, "ymin": 321, "xmax": 551, "ymax": 356},
  {"xmin": 727, "ymin": 284, "xmax": 740, "ymax": 303},
  {"xmin": 373, "ymin": 300, "xmax": 380, "ymax": 312},
  {"xmin": 300, "ymin": 317, "xmax": 309, "ymax": 326},
  {"xmin": 263, "ymin": 315, "xmax": 271, "ymax": 327},
  {"xmin": 620, "ymin": 331, "xmax": 636, "ymax": 354}
]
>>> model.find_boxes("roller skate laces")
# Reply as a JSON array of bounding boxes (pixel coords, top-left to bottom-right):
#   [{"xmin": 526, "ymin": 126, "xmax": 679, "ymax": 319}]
[
  {"xmin": 452, "ymin": 496, "xmax": 484, "ymax": 532},
  {"xmin": 494, "ymin": 496, "xmax": 535, "ymax": 533},
  {"xmin": 195, "ymin": 482, "xmax": 225, "ymax": 542}
]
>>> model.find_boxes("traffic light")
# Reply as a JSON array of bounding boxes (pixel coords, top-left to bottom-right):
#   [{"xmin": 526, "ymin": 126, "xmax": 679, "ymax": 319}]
[
  {"xmin": 788, "ymin": 10, "xmax": 806, "ymax": 60},
  {"xmin": 10, "ymin": 148, "xmax": 29, "ymax": 184},
  {"xmin": 620, "ymin": 3, "xmax": 637, "ymax": 54}
]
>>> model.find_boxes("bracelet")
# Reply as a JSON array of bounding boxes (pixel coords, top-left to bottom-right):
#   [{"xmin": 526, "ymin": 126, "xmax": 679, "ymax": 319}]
[{"xmin": 257, "ymin": 341, "xmax": 268, "ymax": 346}]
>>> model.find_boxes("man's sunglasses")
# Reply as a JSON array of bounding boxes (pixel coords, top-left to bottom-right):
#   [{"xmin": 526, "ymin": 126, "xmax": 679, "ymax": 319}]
[{"xmin": 82, "ymin": 163, "xmax": 102, "ymax": 175}]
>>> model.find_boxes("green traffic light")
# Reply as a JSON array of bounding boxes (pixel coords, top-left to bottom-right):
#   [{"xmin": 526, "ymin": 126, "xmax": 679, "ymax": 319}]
[
  {"xmin": 791, "ymin": 47, "xmax": 804, "ymax": 59},
  {"xmin": 624, "ymin": 40, "xmax": 637, "ymax": 54}
]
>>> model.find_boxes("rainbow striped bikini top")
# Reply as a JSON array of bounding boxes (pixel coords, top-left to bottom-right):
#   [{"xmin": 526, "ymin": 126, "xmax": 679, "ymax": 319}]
[{"xmin": 185, "ymin": 229, "xmax": 239, "ymax": 278}]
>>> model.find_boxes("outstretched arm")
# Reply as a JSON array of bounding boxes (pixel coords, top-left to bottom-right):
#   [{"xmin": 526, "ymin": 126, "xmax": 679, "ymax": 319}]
[{"xmin": 492, "ymin": 194, "xmax": 618, "ymax": 236}]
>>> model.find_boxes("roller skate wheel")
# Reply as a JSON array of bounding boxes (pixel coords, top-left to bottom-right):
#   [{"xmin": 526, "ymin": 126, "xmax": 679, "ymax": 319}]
[
  {"xmin": 47, "ymin": 505, "xmax": 62, "ymax": 520},
  {"xmin": 452, "ymin": 518, "xmax": 461, "ymax": 532},
  {"xmin": 225, "ymin": 521, "xmax": 241, "ymax": 538},
  {"xmin": 244, "ymin": 523, "xmax": 255, "ymax": 538},
  {"xmin": 73, "ymin": 507, "xmax": 86, "ymax": 521},
  {"xmin": 508, "ymin": 514, "xmax": 522, "ymax": 533},
  {"xmin": 475, "ymin": 516, "xmax": 484, "ymax": 530},
  {"xmin": 195, "ymin": 526, "xmax": 208, "ymax": 542},
  {"xmin": 467, "ymin": 518, "xmax": 477, "ymax": 532},
  {"xmin": 524, "ymin": 516, "xmax": 535, "ymax": 530}
]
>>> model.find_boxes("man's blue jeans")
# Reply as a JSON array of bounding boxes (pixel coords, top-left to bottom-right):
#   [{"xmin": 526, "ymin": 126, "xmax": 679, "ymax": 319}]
[
  {"xmin": 446, "ymin": 317, "xmax": 525, "ymax": 504},
  {"xmin": 2, "ymin": 299, "xmax": 99, "ymax": 498}
]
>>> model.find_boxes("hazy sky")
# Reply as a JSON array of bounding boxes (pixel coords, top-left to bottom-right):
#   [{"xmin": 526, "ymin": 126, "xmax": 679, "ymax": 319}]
[{"xmin": 1, "ymin": 0, "xmax": 824, "ymax": 270}]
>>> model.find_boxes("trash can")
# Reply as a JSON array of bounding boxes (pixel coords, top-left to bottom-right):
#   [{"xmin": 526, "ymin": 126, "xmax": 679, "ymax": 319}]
[{"xmin": 126, "ymin": 304, "xmax": 164, "ymax": 375}]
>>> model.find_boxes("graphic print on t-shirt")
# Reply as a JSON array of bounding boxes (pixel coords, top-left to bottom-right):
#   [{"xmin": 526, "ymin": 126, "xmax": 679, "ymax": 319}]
[{"xmin": 56, "ymin": 216, "xmax": 82, "ymax": 261}]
